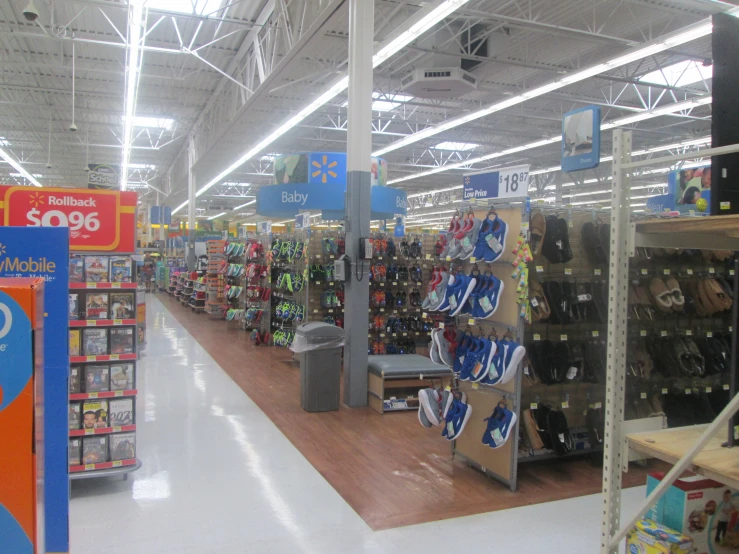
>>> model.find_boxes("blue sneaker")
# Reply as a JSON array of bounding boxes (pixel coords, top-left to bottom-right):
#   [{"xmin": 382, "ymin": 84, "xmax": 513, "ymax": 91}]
[
  {"xmin": 448, "ymin": 274, "xmax": 477, "ymax": 317},
  {"xmin": 482, "ymin": 215, "xmax": 508, "ymax": 263},
  {"xmin": 471, "ymin": 217, "xmax": 494, "ymax": 260},
  {"xmin": 442, "ymin": 399, "xmax": 473, "ymax": 441},
  {"xmin": 483, "ymin": 341, "xmax": 505, "ymax": 385},
  {"xmin": 499, "ymin": 338, "xmax": 526, "ymax": 384},
  {"xmin": 482, "ymin": 404, "xmax": 518, "ymax": 448},
  {"xmin": 470, "ymin": 337, "xmax": 496, "ymax": 382},
  {"xmin": 453, "ymin": 334, "xmax": 473, "ymax": 374},
  {"xmin": 459, "ymin": 337, "xmax": 485, "ymax": 381},
  {"xmin": 479, "ymin": 275, "xmax": 504, "ymax": 319}
]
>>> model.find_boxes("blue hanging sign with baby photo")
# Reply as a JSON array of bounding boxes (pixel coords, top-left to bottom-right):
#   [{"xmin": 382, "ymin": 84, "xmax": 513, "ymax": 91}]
[{"xmin": 561, "ymin": 105, "xmax": 600, "ymax": 172}]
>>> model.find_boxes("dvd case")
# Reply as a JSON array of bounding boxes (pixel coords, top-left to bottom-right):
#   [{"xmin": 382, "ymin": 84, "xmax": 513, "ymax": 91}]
[
  {"xmin": 110, "ymin": 327, "xmax": 134, "ymax": 354},
  {"xmin": 110, "ymin": 363, "xmax": 135, "ymax": 390},
  {"xmin": 82, "ymin": 328, "xmax": 108, "ymax": 356},
  {"xmin": 69, "ymin": 366, "xmax": 81, "ymax": 393},
  {"xmin": 82, "ymin": 436, "xmax": 108, "ymax": 464},
  {"xmin": 84, "ymin": 256, "xmax": 110, "ymax": 282},
  {"xmin": 109, "ymin": 433, "xmax": 136, "ymax": 461},
  {"xmin": 109, "ymin": 398, "xmax": 133, "ymax": 427},
  {"xmin": 69, "ymin": 438, "xmax": 82, "ymax": 466},
  {"xmin": 110, "ymin": 293, "xmax": 135, "ymax": 319},
  {"xmin": 111, "ymin": 256, "xmax": 132, "ymax": 283},
  {"xmin": 69, "ymin": 329, "xmax": 81, "ymax": 356},
  {"xmin": 69, "ymin": 256, "xmax": 85, "ymax": 282},
  {"xmin": 81, "ymin": 400, "xmax": 108, "ymax": 429},
  {"xmin": 85, "ymin": 293, "xmax": 109, "ymax": 320},
  {"xmin": 68, "ymin": 402, "xmax": 80, "ymax": 430},
  {"xmin": 69, "ymin": 293, "xmax": 79, "ymax": 320},
  {"xmin": 84, "ymin": 365, "xmax": 110, "ymax": 393}
]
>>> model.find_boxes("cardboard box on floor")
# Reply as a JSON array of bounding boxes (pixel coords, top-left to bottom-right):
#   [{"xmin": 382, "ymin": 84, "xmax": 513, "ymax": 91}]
[
  {"xmin": 647, "ymin": 472, "xmax": 739, "ymax": 552},
  {"xmin": 0, "ymin": 278, "xmax": 45, "ymax": 554},
  {"xmin": 626, "ymin": 520, "xmax": 694, "ymax": 553}
]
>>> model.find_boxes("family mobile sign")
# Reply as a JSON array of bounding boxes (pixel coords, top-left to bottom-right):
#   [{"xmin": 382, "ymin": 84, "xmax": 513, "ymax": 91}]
[{"xmin": 463, "ymin": 164, "xmax": 530, "ymax": 201}]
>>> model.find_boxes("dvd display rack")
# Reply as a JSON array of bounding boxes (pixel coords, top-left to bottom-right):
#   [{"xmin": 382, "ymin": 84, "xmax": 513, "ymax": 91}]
[
  {"xmin": 68, "ymin": 254, "xmax": 141, "ymax": 478},
  {"xmin": 205, "ymin": 240, "xmax": 227, "ymax": 317}
]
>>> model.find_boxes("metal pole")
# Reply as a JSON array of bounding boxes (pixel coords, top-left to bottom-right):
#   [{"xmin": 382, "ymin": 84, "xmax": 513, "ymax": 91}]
[
  {"xmin": 601, "ymin": 129, "xmax": 632, "ymax": 554},
  {"xmin": 342, "ymin": 0, "xmax": 373, "ymax": 407},
  {"xmin": 187, "ymin": 139, "xmax": 196, "ymax": 271},
  {"xmin": 730, "ymin": 257, "xmax": 739, "ymax": 447}
]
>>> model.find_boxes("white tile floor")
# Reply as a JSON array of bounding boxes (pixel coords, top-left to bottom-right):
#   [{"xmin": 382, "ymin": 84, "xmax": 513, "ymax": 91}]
[{"xmin": 70, "ymin": 295, "xmax": 640, "ymax": 553}]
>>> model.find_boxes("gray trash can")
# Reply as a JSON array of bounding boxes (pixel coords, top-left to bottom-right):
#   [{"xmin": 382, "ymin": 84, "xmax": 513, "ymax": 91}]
[{"xmin": 291, "ymin": 322, "xmax": 345, "ymax": 412}]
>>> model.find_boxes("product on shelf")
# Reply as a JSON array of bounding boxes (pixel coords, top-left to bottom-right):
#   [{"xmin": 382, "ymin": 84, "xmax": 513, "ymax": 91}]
[
  {"xmin": 482, "ymin": 402, "xmax": 517, "ymax": 449},
  {"xmin": 81, "ymin": 400, "xmax": 108, "ymax": 429},
  {"xmin": 84, "ymin": 365, "xmax": 110, "ymax": 393},
  {"xmin": 82, "ymin": 328, "xmax": 108, "ymax": 356},
  {"xmin": 82, "ymin": 436, "xmax": 108, "ymax": 464},
  {"xmin": 109, "ymin": 398, "xmax": 133, "ymax": 427},
  {"xmin": 70, "ymin": 256, "xmax": 85, "ymax": 282},
  {"xmin": 85, "ymin": 292, "xmax": 109, "ymax": 319},
  {"xmin": 110, "ymin": 327, "xmax": 134, "ymax": 354},
  {"xmin": 69, "ymin": 439, "xmax": 81, "ymax": 466},
  {"xmin": 110, "ymin": 293, "xmax": 135, "ymax": 319},
  {"xmin": 110, "ymin": 256, "xmax": 133, "ymax": 282},
  {"xmin": 69, "ymin": 402, "xmax": 81, "ymax": 430},
  {"xmin": 69, "ymin": 366, "xmax": 81, "ymax": 393},
  {"xmin": 109, "ymin": 433, "xmax": 136, "ymax": 461},
  {"xmin": 84, "ymin": 256, "xmax": 110, "ymax": 282},
  {"xmin": 110, "ymin": 363, "xmax": 135, "ymax": 390},
  {"xmin": 69, "ymin": 329, "xmax": 81, "ymax": 356},
  {"xmin": 69, "ymin": 293, "xmax": 79, "ymax": 319}
]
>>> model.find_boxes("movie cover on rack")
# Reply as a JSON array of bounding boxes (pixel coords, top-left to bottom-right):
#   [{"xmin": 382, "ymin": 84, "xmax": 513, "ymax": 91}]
[
  {"xmin": 110, "ymin": 293, "xmax": 135, "ymax": 319},
  {"xmin": 110, "ymin": 363, "xmax": 135, "ymax": 391},
  {"xmin": 81, "ymin": 400, "xmax": 108, "ymax": 429},
  {"xmin": 84, "ymin": 365, "xmax": 110, "ymax": 393},
  {"xmin": 110, "ymin": 256, "xmax": 133, "ymax": 283},
  {"xmin": 84, "ymin": 256, "xmax": 110, "ymax": 282},
  {"xmin": 69, "ymin": 255, "xmax": 85, "ymax": 282},
  {"xmin": 109, "ymin": 398, "xmax": 133, "ymax": 427},
  {"xmin": 69, "ymin": 329, "xmax": 81, "ymax": 356},
  {"xmin": 69, "ymin": 438, "xmax": 82, "ymax": 466},
  {"xmin": 109, "ymin": 433, "xmax": 136, "ymax": 461},
  {"xmin": 69, "ymin": 366, "xmax": 81, "ymax": 393},
  {"xmin": 68, "ymin": 402, "xmax": 81, "ymax": 431},
  {"xmin": 82, "ymin": 436, "xmax": 108, "ymax": 464},
  {"xmin": 110, "ymin": 327, "xmax": 134, "ymax": 355},
  {"xmin": 69, "ymin": 293, "xmax": 80, "ymax": 320},
  {"xmin": 82, "ymin": 328, "xmax": 108, "ymax": 356},
  {"xmin": 85, "ymin": 292, "xmax": 109, "ymax": 320}
]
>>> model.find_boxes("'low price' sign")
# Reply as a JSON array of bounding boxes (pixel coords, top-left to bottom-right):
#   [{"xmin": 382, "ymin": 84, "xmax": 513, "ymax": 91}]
[{"xmin": 462, "ymin": 164, "xmax": 530, "ymax": 201}]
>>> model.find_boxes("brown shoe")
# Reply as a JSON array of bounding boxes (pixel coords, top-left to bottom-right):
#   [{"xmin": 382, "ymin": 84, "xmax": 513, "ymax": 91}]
[
  {"xmin": 522, "ymin": 409, "xmax": 545, "ymax": 450},
  {"xmin": 635, "ymin": 284, "xmax": 655, "ymax": 320},
  {"xmin": 530, "ymin": 212, "xmax": 546, "ymax": 256},
  {"xmin": 529, "ymin": 279, "xmax": 551, "ymax": 322},
  {"xmin": 649, "ymin": 277, "xmax": 673, "ymax": 314},
  {"xmin": 665, "ymin": 276, "xmax": 685, "ymax": 312}
]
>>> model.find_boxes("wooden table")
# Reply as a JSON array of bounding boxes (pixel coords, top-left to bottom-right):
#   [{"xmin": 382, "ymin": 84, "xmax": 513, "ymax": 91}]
[{"xmin": 627, "ymin": 424, "xmax": 739, "ymax": 489}]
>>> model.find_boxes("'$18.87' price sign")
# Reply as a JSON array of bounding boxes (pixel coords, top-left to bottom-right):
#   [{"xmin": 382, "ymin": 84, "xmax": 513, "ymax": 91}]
[
  {"xmin": 3, "ymin": 188, "xmax": 122, "ymax": 250},
  {"xmin": 497, "ymin": 166, "xmax": 530, "ymax": 198}
]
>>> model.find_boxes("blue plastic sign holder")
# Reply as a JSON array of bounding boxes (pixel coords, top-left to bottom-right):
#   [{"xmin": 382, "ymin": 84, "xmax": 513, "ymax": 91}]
[
  {"xmin": 463, "ymin": 164, "xmax": 530, "ymax": 201},
  {"xmin": 150, "ymin": 205, "xmax": 172, "ymax": 226},
  {"xmin": 561, "ymin": 105, "xmax": 600, "ymax": 172},
  {"xmin": 394, "ymin": 216, "xmax": 405, "ymax": 237},
  {"xmin": 0, "ymin": 227, "xmax": 70, "ymax": 553}
]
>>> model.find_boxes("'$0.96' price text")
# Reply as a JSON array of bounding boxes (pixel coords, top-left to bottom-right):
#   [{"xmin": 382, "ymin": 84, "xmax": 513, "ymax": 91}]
[{"xmin": 26, "ymin": 208, "xmax": 100, "ymax": 232}]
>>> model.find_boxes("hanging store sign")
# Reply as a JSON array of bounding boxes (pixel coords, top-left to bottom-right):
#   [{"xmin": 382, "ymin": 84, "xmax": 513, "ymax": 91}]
[
  {"xmin": 561, "ymin": 105, "xmax": 601, "ymax": 172},
  {"xmin": 150, "ymin": 205, "xmax": 171, "ymax": 225},
  {"xmin": 87, "ymin": 163, "xmax": 120, "ymax": 190},
  {"xmin": 462, "ymin": 164, "xmax": 530, "ymax": 201},
  {"xmin": 0, "ymin": 186, "xmax": 137, "ymax": 252},
  {"xmin": 294, "ymin": 213, "xmax": 311, "ymax": 229},
  {"xmin": 256, "ymin": 221, "xmax": 272, "ymax": 235}
]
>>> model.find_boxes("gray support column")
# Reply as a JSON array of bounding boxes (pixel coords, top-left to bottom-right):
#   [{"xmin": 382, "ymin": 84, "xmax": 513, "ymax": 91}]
[
  {"xmin": 555, "ymin": 170, "xmax": 563, "ymax": 204},
  {"xmin": 187, "ymin": 139, "xmax": 196, "ymax": 271},
  {"xmin": 343, "ymin": 0, "xmax": 374, "ymax": 407}
]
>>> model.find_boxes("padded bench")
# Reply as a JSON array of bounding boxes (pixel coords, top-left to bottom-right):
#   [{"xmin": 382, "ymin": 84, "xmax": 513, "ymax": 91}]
[{"xmin": 367, "ymin": 355, "xmax": 453, "ymax": 414}]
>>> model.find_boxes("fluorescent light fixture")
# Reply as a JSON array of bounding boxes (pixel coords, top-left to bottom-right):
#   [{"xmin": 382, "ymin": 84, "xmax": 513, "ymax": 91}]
[
  {"xmin": 145, "ymin": 0, "xmax": 223, "ymax": 16},
  {"xmin": 345, "ymin": 92, "xmax": 415, "ymax": 112},
  {"xmin": 233, "ymin": 199, "xmax": 256, "ymax": 210},
  {"xmin": 128, "ymin": 163, "xmax": 156, "ymax": 170},
  {"xmin": 120, "ymin": 0, "xmax": 146, "ymax": 191},
  {"xmin": 433, "ymin": 141, "xmax": 477, "ymax": 151},
  {"xmin": 171, "ymin": 200, "xmax": 188, "ymax": 215},
  {"xmin": 9, "ymin": 172, "xmax": 43, "ymax": 178},
  {"xmin": 178, "ymin": 0, "xmax": 472, "ymax": 210},
  {"xmin": 0, "ymin": 137, "xmax": 9, "ymax": 146},
  {"xmin": 0, "ymin": 147, "xmax": 42, "ymax": 187},
  {"xmin": 639, "ymin": 60, "xmax": 712, "ymax": 88},
  {"xmin": 126, "ymin": 116, "xmax": 175, "ymax": 131},
  {"xmin": 390, "ymin": 97, "xmax": 711, "ymax": 185},
  {"xmin": 207, "ymin": 212, "xmax": 226, "ymax": 220},
  {"xmin": 373, "ymin": 19, "xmax": 716, "ymax": 157}
]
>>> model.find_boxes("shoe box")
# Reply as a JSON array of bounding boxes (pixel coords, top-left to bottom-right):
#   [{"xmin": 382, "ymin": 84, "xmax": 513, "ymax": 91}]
[
  {"xmin": 626, "ymin": 519, "xmax": 693, "ymax": 554},
  {"xmin": 647, "ymin": 472, "xmax": 739, "ymax": 552}
]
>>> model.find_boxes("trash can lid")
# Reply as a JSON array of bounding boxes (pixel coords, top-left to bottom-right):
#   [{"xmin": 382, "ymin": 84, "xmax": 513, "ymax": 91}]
[{"xmin": 295, "ymin": 321, "xmax": 345, "ymax": 339}]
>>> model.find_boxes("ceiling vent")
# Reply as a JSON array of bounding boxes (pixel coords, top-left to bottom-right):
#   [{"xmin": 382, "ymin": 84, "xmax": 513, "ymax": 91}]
[{"xmin": 401, "ymin": 67, "xmax": 477, "ymax": 98}]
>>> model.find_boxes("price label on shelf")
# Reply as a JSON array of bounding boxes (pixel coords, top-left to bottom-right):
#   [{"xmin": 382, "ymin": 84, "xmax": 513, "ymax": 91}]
[
  {"xmin": 685, "ymin": 388, "xmax": 692, "ymax": 395},
  {"xmin": 114, "ymin": 391, "xmax": 123, "ymax": 397},
  {"xmin": 640, "ymin": 392, "xmax": 647, "ymax": 399},
  {"xmin": 536, "ymin": 266, "xmax": 543, "ymax": 273},
  {"xmin": 564, "ymin": 268, "xmax": 572, "ymax": 276},
  {"xmin": 87, "ymin": 282, "xmax": 97, "ymax": 289},
  {"xmin": 111, "ymin": 283, "xmax": 121, "ymax": 288},
  {"xmin": 379, "ymin": 282, "xmax": 385, "ymax": 287},
  {"xmin": 109, "ymin": 354, "xmax": 119, "ymax": 361},
  {"xmin": 685, "ymin": 329, "xmax": 692, "ymax": 336},
  {"xmin": 706, "ymin": 386, "xmax": 712, "ymax": 393},
  {"xmin": 707, "ymin": 331, "xmax": 713, "ymax": 337},
  {"xmin": 379, "ymin": 308, "xmax": 384, "ymax": 312},
  {"xmin": 660, "ymin": 330, "xmax": 668, "ymax": 337},
  {"xmin": 594, "ymin": 402, "xmax": 602, "ymax": 409},
  {"xmin": 594, "ymin": 269, "xmax": 601, "ymax": 276},
  {"xmin": 468, "ymin": 319, "xmax": 475, "ymax": 326},
  {"xmin": 112, "ymin": 461, "xmax": 123, "ymax": 468},
  {"xmin": 724, "ymin": 384, "xmax": 731, "ymax": 391},
  {"xmin": 313, "ymin": 309, "xmax": 318, "ymax": 313},
  {"xmin": 88, "ymin": 392, "xmax": 98, "ymax": 399},
  {"xmin": 560, "ymin": 334, "xmax": 567, "ymax": 341},
  {"xmin": 113, "ymin": 426, "xmax": 122, "ymax": 433},
  {"xmin": 662, "ymin": 388, "xmax": 668, "ymax": 395},
  {"xmin": 84, "ymin": 429, "xmax": 94, "ymax": 435},
  {"xmin": 85, "ymin": 464, "xmax": 96, "ymax": 470},
  {"xmin": 113, "ymin": 319, "xmax": 123, "ymax": 325},
  {"xmin": 86, "ymin": 355, "xmax": 96, "ymax": 362},
  {"xmin": 439, "ymin": 323, "xmax": 445, "ymax": 329},
  {"xmin": 471, "ymin": 383, "xmax": 479, "ymax": 390},
  {"xmin": 731, "ymin": 269, "xmax": 736, "ymax": 276},
  {"xmin": 561, "ymin": 401, "xmax": 569, "ymax": 409},
  {"xmin": 592, "ymin": 330, "xmax": 599, "ymax": 337},
  {"xmin": 530, "ymin": 403, "xmax": 538, "ymax": 410},
  {"xmin": 425, "ymin": 254, "xmax": 431, "ymax": 260},
  {"xmin": 402, "ymin": 332, "xmax": 407, "ymax": 337},
  {"xmin": 709, "ymin": 267, "xmax": 715, "ymax": 274},
  {"xmin": 533, "ymin": 333, "xmax": 541, "ymax": 341},
  {"xmin": 641, "ymin": 268, "xmax": 648, "ymax": 275},
  {"xmin": 86, "ymin": 320, "xmax": 97, "ymax": 327},
  {"xmin": 663, "ymin": 269, "xmax": 670, "ymax": 275},
  {"xmin": 687, "ymin": 268, "xmax": 693, "ymax": 275},
  {"xmin": 640, "ymin": 330, "xmax": 647, "ymax": 337},
  {"xmin": 392, "ymin": 333, "xmax": 397, "ymax": 337},
  {"xmin": 392, "ymin": 282, "xmax": 397, "ymax": 286}
]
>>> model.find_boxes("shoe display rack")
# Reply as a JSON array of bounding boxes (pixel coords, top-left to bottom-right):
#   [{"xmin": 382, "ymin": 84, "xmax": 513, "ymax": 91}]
[
  {"xmin": 306, "ymin": 230, "xmax": 345, "ymax": 329},
  {"xmin": 221, "ymin": 241, "xmax": 247, "ymax": 323},
  {"xmin": 241, "ymin": 237, "xmax": 272, "ymax": 337},
  {"xmin": 205, "ymin": 240, "xmax": 227, "ymax": 317},
  {"xmin": 270, "ymin": 232, "xmax": 309, "ymax": 348},
  {"xmin": 68, "ymin": 254, "xmax": 141, "ymax": 478}
]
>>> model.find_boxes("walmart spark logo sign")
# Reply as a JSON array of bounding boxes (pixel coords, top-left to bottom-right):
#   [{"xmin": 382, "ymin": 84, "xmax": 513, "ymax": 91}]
[{"xmin": 309, "ymin": 153, "xmax": 346, "ymax": 186}]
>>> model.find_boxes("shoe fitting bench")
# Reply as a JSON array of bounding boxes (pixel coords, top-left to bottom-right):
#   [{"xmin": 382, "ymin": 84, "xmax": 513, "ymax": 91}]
[{"xmin": 368, "ymin": 355, "xmax": 453, "ymax": 414}]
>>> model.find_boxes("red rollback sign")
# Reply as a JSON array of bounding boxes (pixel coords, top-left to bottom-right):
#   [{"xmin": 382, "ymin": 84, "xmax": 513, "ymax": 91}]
[{"xmin": 0, "ymin": 186, "xmax": 137, "ymax": 252}]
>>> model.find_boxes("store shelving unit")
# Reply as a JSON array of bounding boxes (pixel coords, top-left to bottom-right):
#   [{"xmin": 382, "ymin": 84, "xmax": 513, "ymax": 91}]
[
  {"xmin": 600, "ymin": 130, "xmax": 739, "ymax": 553},
  {"xmin": 205, "ymin": 240, "xmax": 227, "ymax": 317},
  {"xmin": 68, "ymin": 255, "xmax": 141, "ymax": 479}
]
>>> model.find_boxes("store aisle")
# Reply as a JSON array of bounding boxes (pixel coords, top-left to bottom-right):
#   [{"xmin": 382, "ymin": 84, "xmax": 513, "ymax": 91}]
[{"xmin": 70, "ymin": 295, "xmax": 642, "ymax": 553}]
